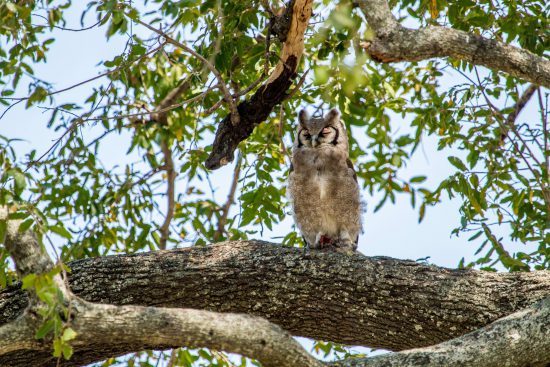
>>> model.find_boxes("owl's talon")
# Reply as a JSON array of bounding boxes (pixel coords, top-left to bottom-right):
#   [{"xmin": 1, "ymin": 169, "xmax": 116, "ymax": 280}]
[{"xmin": 334, "ymin": 238, "xmax": 356, "ymax": 254}]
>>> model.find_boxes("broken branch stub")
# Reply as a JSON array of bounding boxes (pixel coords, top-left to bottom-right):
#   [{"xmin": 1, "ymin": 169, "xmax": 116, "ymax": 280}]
[{"xmin": 205, "ymin": 0, "xmax": 313, "ymax": 170}]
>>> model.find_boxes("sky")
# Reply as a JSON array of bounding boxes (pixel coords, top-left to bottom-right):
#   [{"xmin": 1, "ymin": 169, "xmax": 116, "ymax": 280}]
[
  {"xmin": 0, "ymin": 1, "xmax": 542, "ymax": 364},
  {"xmin": 1, "ymin": 3, "xmax": 537, "ymax": 269}
]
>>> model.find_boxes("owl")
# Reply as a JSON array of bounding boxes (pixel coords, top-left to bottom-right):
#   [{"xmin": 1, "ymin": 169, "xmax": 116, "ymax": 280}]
[{"xmin": 287, "ymin": 108, "xmax": 362, "ymax": 253}]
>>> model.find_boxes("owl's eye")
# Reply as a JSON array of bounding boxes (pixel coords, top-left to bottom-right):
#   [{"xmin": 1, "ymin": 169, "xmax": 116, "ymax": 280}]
[
  {"xmin": 321, "ymin": 127, "xmax": 331, "ymax": 134},
  {"xmin": 302, "ymin": 131, "xmax": 311, "ymax": 139}
]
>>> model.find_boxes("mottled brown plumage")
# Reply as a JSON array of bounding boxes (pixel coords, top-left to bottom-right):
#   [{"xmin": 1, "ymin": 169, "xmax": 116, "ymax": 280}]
[{"xmin": 287, "ymin": 108, "xmax": 362, "ymax": 253}]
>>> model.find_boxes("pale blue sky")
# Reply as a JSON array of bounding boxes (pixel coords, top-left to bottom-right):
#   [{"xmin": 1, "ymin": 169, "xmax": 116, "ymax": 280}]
[
  {"xmin": 1, "ymin": 2, "xmax": 543, "ymax": 365},
  {"xmin": 1, "ymin": 2, "xmax": 537, "ymax": 269}
]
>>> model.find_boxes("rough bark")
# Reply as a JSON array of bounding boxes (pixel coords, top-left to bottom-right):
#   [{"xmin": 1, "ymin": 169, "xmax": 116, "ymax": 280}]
[
  {"xmin": 0, "ymin": 207, "xmax": 53, "ymax": 278},
  {"xmin": 0, "ymin": 214, "xmax": 319, "ymax": 367},
  {"xmin": 329, "ymin": 297, "xmax": 550, "ymax": 367},
  {"xmin": 0, "ymin": 300, "xmax": 322, "ymax": 367},
  {"xmin": 1, "ymin": 241, "xmax": 548, "ymax": 352},
  {"xmin": 356, "ymin": 0, "xmax": 550, "ymax": 88},
  {"xmin": 205, "ymin": 0, "xmax": 313, "ymax": 169}
]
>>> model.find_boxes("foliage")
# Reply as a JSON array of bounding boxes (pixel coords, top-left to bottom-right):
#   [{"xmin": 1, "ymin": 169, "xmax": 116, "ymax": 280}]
[{"xmin": 0, "ymin": 0, "xmax": 548, "ymax": 365}]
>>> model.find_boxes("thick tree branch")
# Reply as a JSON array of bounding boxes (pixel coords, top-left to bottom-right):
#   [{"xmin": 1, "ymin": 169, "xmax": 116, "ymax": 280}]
[
  {"xmin": 0, "ymin": 299, "xmax": 321, "ymax": 367},
  {"xmin": 356, "ymin": 0, "xmax": 550, "ymax": 88},
  {"xmin": 205, "ymin": 0, "xmax": 313, "ymax": 170},
  {"xmin": 0, "ymin": 215, "xmax": 320, "ymax": 367},
  {"xmin": 1, "ymin": 241, "xmax": 548, "ymax": 356},
  {"xmin": 0, "ymin": 207, "xmax": 53, "ymax": 278},
  {"xmin": 329, "ymin": 297, "xmax": 550, "ymax": 367}
]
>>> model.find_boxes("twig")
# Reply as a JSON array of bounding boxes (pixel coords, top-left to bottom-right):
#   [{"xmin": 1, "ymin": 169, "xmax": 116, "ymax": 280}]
[
  {"xmin": 285, "ymin": 68, "xmax": 309, "ymax": 101},
  {"xmin": 159, "ymin": 141, "xmax": 176, "ymax": 249},
  {"xmin": 278, "ymin": 104, "xmax": 290, "ymax": 159},
  {"xmin": 152, "ymin": 76, "xmax": 196, "ymax": 250},
  {"xmin": 472, "ymin": 69, "xmax": 544, "ymax": 188},
  {"xmin": 85, "ymin": 85, "xmax": 218, "ymax": 123},
  {"xmin": 212, "ymin": 351, "xmax": 236, "ymax": 367},
  {"xmin": 0, "ymin": 99, "xmax": 24, "ymax": 121},
  {"xmin": 500, "ymin": 84, "xmax": 538, "ymax": 142},
  {"xmin": 202, "ymin": 98, "xmax": 225, "ymax": 116},
  {"xmin": 232, "ymin": 73, "xmax": 268, "ymax": 98},
  {"xmin": 3, "ymin": 43, "xmax": 165, "ymax": 102},
  {"xmin": 166, "ymin": 349, "xmax": 179, "ymax": 367},
  {"xmin": 32, "ymin": 13, "xmax": 106, "ymax": 32},
  {"xmin": 130, "ymin": 15, "xmax": 240, "ymax": 126},
  {"xmin": 202, "ymin": 74, "xmax": 267, "ymax": 117},
  {"xmin": 536, "ymin": 88, "xmax": 550, "ymax": 218},
  {"xmin": 152, "ymin": 75, "xmax": 193, "ymax": 118},
  {"xmin": 31, "ymin": 119, "xmax": 80, "ymax": 167},
  {"xmin": 481, "ymin": 223, "xmax": 529, "ymax": 271},
  {"xmin": 213, "ymin": 152, "xmax": 242, "ymax": 241},
  {"xmin": 208, "ymin": 0, "xmax": 224, "ymax": 72}
]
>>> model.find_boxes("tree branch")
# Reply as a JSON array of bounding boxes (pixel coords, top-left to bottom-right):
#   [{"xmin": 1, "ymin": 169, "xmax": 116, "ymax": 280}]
[
  {"xmin": 538, "ymin": 88, "xmax": 550, "ymax": 220},
  {"xmin": 213, "ymin": 152, "xmax": 242, "ymax": 241},
  {"xmin": 355, "ymin": 0, "xmax": 550, "ymax": 88},
  {"xmin": 500, "ymin": 84, "xmax": 538, "ymax": 142},
  {"xmin": 159, "ymin": 140, "xmax": 176, "ymax": 250},
  {"xmin": 135, "ymin": 76, "xmax": 195, "ymax": 250},
  {"xmin": 0, "ymin": 299, "xmax": 321, "ymax": 367},
  {"xmin": 131, "ymin": 16, "xmax": 240, "ymax": 126},
  {"xmin": 329, "ymin": 297, "xmax": 550, "ymax": 367},
  {"xmin": 481, "ymin": 223, "xmax": 529, "ymax": 271},
  {"xmin": 0, "ymin": 207, "xmax": 53, "ymax": 278},
  {"xmin": 2, "ymin": 43, "xmax": 165, "ymax": 103},
  {"xmin": 1, "ymin": 241, "xmax": 548, "ymax": 356},
  {"xmin": 153, "ymin": 78, "xmax": 191, "ymax": 250},
  {"xmin": 205, "ymin": 0, "xmax": 314, "ymax": 170},
  {"xmin": 0, "ymin": 214, "xmax": 321, "ymax": 367}
]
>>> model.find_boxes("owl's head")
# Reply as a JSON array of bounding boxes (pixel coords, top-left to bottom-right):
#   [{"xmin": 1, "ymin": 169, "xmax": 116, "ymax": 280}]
[{"xmin": 295, "ymin": 108, "xmax": 346, "ymax": 149}]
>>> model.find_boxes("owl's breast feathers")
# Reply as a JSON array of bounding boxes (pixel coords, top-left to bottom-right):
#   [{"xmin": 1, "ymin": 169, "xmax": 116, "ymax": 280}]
[
  {"xmin": 290, "ymin": 148, "xmax": 356, "ymax": 180},
  {"xmin": 288, "ymin": 148, "xmax": 361, "ymax": 243}
]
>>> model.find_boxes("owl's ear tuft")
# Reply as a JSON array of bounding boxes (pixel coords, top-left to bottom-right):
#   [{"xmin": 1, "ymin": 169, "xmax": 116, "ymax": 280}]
[
  {"xmin": 326, "ymin": 108, "xmax": 340, "ymax": 124},
  {"xmin": 298, "ymin": 109, "xmax": 309, "ymax": 127}
]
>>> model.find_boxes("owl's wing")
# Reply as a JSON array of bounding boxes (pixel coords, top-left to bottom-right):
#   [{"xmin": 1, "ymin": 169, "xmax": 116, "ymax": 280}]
[{"xmin": 346, "ymin": 158, "xmax": 358, "ymax": 183}]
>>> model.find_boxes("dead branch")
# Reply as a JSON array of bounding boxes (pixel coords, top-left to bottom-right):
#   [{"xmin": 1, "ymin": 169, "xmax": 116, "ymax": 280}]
[{"xmin": 205, "ymin": 0, "xmax": 314, "ymax": 170}]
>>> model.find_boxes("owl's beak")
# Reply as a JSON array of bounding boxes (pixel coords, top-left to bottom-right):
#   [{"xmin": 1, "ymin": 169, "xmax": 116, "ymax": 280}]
[{"xmin": 311, "ymin": 135, "xmax": 319, "ymax": 147}]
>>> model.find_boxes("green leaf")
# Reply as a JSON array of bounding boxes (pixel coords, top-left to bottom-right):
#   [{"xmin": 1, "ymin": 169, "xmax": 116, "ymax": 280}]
[
  {"xmin": 49, "ymin": 225, "xmax": 73, "ymax": 240},
  {"xmin": 18, "ymin": 217, "xmax": 34, "ymax": 233},
  {"xmin": 62, "ymin": 344, "xmax": 74, "ymax": 360},
  {"xmin": 53, "ymin": 338, "xmax": 62, "ymax": 357},
  {"xmin": 35, "ymin": 319, "xmax": 55, "ymax": 339},
  {"xmin": 21, "ymin": 273, "xmax": 37, "ymax": 290},
  {"xmin": 6, "ymin": 2, "xmax": 17, "ymax": 13},
  {"xmin": 410, "ymin": 176, "xmax": 427, "ymax": 183},
  {"xmin": 61, "ymin": 327, "xmax": 77, "ymax": 341},
  {"xmin": 383, "ymin": 82, "xmax": 396, "ymax": 98},
  {"xmin": 448, "ymin": 156, "xmax": 467, "ymax": 171},
  {"xmin": 0, "ymin": 220, "xmax": 7, "ymax": 243},
  {"xmin": 418, "ymin": 203, "xmax": 426, "ymax": 223},
  {"xmin": 7, "ymin": 169, "xmax": 26, "ymax": 196}
]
